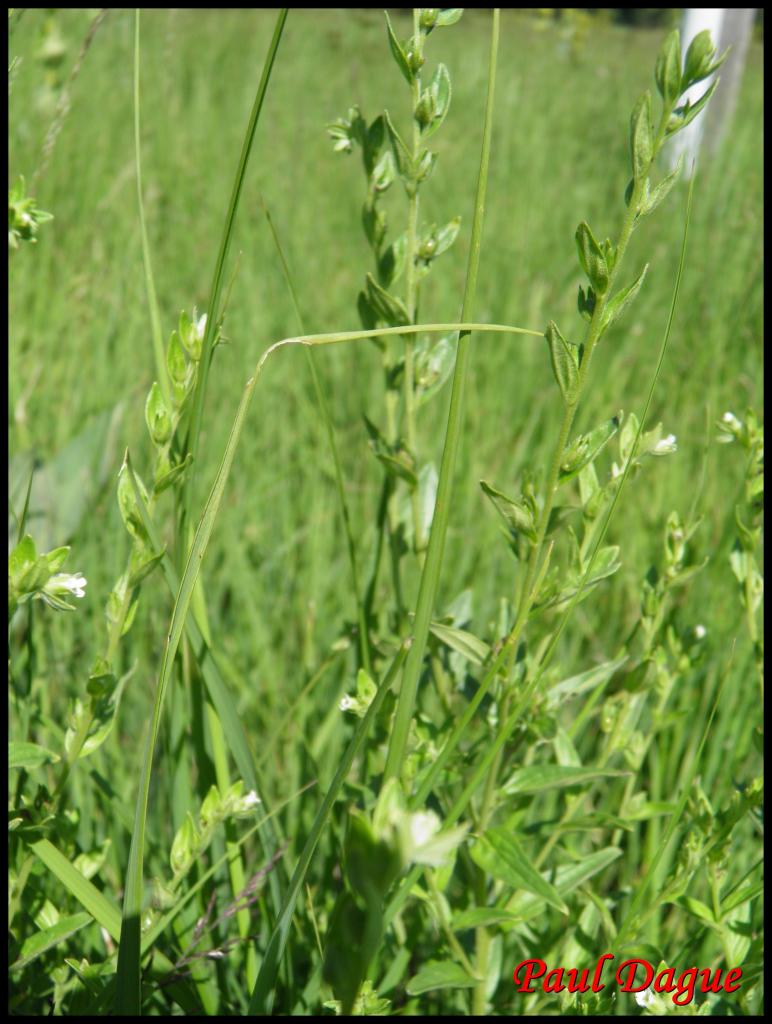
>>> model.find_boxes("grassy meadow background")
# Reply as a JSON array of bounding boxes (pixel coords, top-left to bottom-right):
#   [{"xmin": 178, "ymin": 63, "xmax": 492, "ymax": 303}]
[{"xmin": 9, "ymin": 8, "xmax": 763, "ymax": 1014}]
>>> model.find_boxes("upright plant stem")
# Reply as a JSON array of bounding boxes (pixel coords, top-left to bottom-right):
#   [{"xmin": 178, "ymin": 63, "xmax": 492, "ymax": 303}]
[
  {"xmin": 383, "ymin": 9, "xmax": 501, "ymax": 785},
  {"xmin": 134, "ymin": 10, "xmax": 170, "ymax": 410},
  {"xmin": 403, "ymin": 6, "xmax": 423, "ymax": 556},
  {"xmin": 180, "ymin": 9, "xmax": 288, "ymax": 541}
]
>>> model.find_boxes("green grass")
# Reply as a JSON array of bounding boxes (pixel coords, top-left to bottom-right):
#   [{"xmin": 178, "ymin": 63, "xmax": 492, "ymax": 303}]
[{"xmin": 9, "ymin": 9, "xmax": 763, "ymax": 1015}]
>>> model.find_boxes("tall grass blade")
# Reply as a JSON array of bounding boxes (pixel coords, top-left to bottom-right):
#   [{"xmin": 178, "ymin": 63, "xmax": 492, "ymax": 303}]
[{"xmin": 181, "ymin": 9, "xmax": 288, "ymax": 527}]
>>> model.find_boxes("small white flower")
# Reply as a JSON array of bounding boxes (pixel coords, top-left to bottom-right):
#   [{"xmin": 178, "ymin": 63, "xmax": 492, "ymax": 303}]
[
  {"xmin": 47, "ymin": 572, "xmax": 87, "ymax": 598},
  {"xmin": 722, "ymin": 411, "xmax": 742, "ymax": 430},
  {"xmin": 242, "ymin": 790, "xmax": 261, "ymax": 809},
  {"xmin": 611, "ymin": 461, "xmax": 623, "ymax": 479},
  {"xmin": 635, "ymin": 987, "xmax": 656, "ymax": 1008},
  {"xmin": 195, "ymin": 313, "xmax": 207, "ymax": 341},
  {"xmin": 652, "ymin": 433, "xmax": 677, "ymax": 455},
  {"xmin": 339, "ymin": 695, "xmax": 355, "ymax": 712},
  {"xmin": 694, "ymin": 624, "xmax": 707, "ymax": 640},
  {"xmin": 408, "ymin": 811, "xmax": 440, "ymax": 850}
]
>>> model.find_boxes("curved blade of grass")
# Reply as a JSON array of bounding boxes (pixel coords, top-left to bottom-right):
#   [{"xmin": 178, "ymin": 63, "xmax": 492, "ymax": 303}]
[
  {"xmin": 383, "ymin": 8, "xmax": 501, "ymax": 782},
  {"xmin": 181, "ymin": 9, "xmax": 288, "ymax": 530},
  {"xmin": 248, "ymin": 642, "xmax": 410, "ymax": 1014}
]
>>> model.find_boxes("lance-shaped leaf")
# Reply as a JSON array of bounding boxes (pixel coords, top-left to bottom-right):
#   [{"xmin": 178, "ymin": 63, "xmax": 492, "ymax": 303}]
[
  {"xmin": 667, "ymin": 79, "xmax": 720, "ymax": 137},
  {"xmin": 365, "ymin": 273, "xmax": 409, "ymax": 327},
  {"xmin": 600, "ymin": 264, "xmax": 649, "ymax": 335},
  {"xmin": 423, "ymin": 62, "xmax": 452, "ymax": 139},
  {"xmin": 559, "ymin": 415, "xmax": 620, "ymax": 484},
  {"xmin": 655, "ymin": 30, "xmax": 682, "ymax": 105},
  {"xmin": 629, "ymin": 91, "xmax": 653, "ymax": 183},
  {"xmin": 384, "ymin": 11, "xmax": 412, "ymax": 85},
  {"xmin": 480, "ymin": 480, "xmax": 538, "ymax": 543},
  {"xmin": 407, "ymin": 960, "xmax": 476, "ymax": 995},
  {"xmin": 682, "ymin": 29, "xmax": 728, "ymax": 90},
  {"xmin": 575, "ymin": 221, "xmax": 609, "ymax": 295},
  {"xmin": 383, "ymin": 109, "xmax": 412, "ymax": 178},
  {"xmin": 378, "ymin": 231, "xmax": 407, "ymax": 288},
  {"xmin": 435, "ymin": 9, "xmax": 464, "ymax": 27},
  {"xmin": 432, "ymin": 215, "xmax": 461, "ymax": 258},
  {"xmin": 638, "ymin": 156, "xmax": 683, "ymax": 220},
  {"xmin": 429, "ymin": 620, "xmax": 490, "ymax": 666},
  {"xmin": 363, "ymin": 415, "xmax": 416, "ymax": 486},
  {"xmin": 470, "ymin": 828, "xmax": 568, "ymax": 914},
  {"xmin": 545, "ymin": 320, "xmax": 580, "ymax": 404}
]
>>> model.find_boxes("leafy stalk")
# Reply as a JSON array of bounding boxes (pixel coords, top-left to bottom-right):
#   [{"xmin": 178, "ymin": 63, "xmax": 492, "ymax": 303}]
[{"xmin": 383, "ymin": 8, "xmax": 501, "ymax": 783}]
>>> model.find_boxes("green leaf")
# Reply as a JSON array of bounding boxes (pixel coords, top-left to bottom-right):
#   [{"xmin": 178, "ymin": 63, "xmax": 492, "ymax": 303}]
[
  {"xmin": 30, "ymin": 839, "xmax": 122, "ymax": 941},
  {"xmin": 9, "ymin": 741, "xmax": 60, "ymax": 771},
  {"xmin": 505, "ymin": 847, "xmax": 622, "ymax": 923},
  {"xmin": 166, "ymin": 329, "xmax": 187, "ymax": 390},
  {"xmin": 575, "ymin": 221, "xmax": 609, "ymax": 295},
  {"xmin": 655, "ymin": 30, "xmax": 682, "ymax": 105},
  {"xmin": 423, "ymin": 62, "xmax": 452, "ymax": 138},
  {"xmin": 383, "ymin": 109, "xmax": 412, "ymax": 179},
  {"xmin": 117, "ymin": 460, "xmax": 149, "ymax": 544},
  {"xmin": 629, "ymin": 91, "xmax": 653, "ymax": 182},
  {"xmin": 432, "ymin": 215, "xmax": 461, "ymax": 258},
  {"xmin": 503, "ymin": 764, "xmax": 629, "ymax": 796},
  {"xmin": 682, "ymin": 29, "xmax": 727, "ymax": 90},
  {"xmin": 559, "ymin": 415, "xmax": 620, "ymax": 483},
  {"xmin": 153, "ymin": 452, "xmax": 193, "ymax": 496},
  {"xmin": 480, "ymin": 480, "xmax": 537, "ymax": 542},
  {"xmin": 429, "ymin": 621, "xmax": 490, "ymax": 665},
  {"xmin": 371, "ymin": 148, "xmax": 395, "ymax": 193},
  {"xmin": 435, "ymin": 9, "xmax": 464, "ymax": 27},
  {"xmin": 667, "ymin": 79, "xmax": 719, "ymax": 136},
  {"xmin": 406, "ymin": 960, "xmax": 476, "ymax": 995},
  {"xmin": 377, "ymin": 231, "xmax": 407, "ymax": 288},
  {"xmin": 452, "ymin": 907, "xmax": 520, "ymax": 931},
  {"xmin": 547, "ymin": 656, "xmax": 627, "ymax": 703},
  {"xmin": 363, "ymin": 415, "xmax": 416, "ymax": 486},
  {"xmin": 10, "ymin": 912, "xmax": 92, "ymax": 972},
  {"xmin": 384, "ymin": 11, "xmax": 413, "ymax": 85},
  {"xmin": 470, "ymin": 828, "xmax": 568, "ymax": 914},
  {"xmin": 637, "ymin": 157, "xmax": 682, "ymax": 220},
  {"xmin": 545, "ymin": 320, "xmax": 579, "ymax": 404},
  {"xmin": 600, "ymin": 264, "xmax": 649, "ymax": 335},
  {"xmin": 414, "ymin": 333, "xmax": 456, "ymax": 406},
  {"xmin": 366, "ymin": 273, "xmax": 409, "ymax": 327}
]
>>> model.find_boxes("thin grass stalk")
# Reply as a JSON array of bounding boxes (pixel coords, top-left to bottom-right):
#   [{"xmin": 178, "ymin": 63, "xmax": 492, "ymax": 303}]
[
  {"xmin": 134, "ymin": 9, "xmax": 170, "ymax": 408},
  {"xmin": 181, "ymin": 9, "xmax": 288, "ymax": 533},
  {"xmin": 384, "ymin": 8, "xmax": 501, "ymax": 783}
]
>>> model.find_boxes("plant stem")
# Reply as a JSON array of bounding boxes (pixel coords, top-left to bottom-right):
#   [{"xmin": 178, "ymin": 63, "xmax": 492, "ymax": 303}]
[
  {"xmin": 383, "ymin": 9, "xmax": 501, "ymax": 784},
  {"xmin": 134, "ymin": 10, "xmax": 170, "ymax": 409},
  {"xmin": 404, "ymin": 7, "xmax": 423, "ymax": 558}
]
